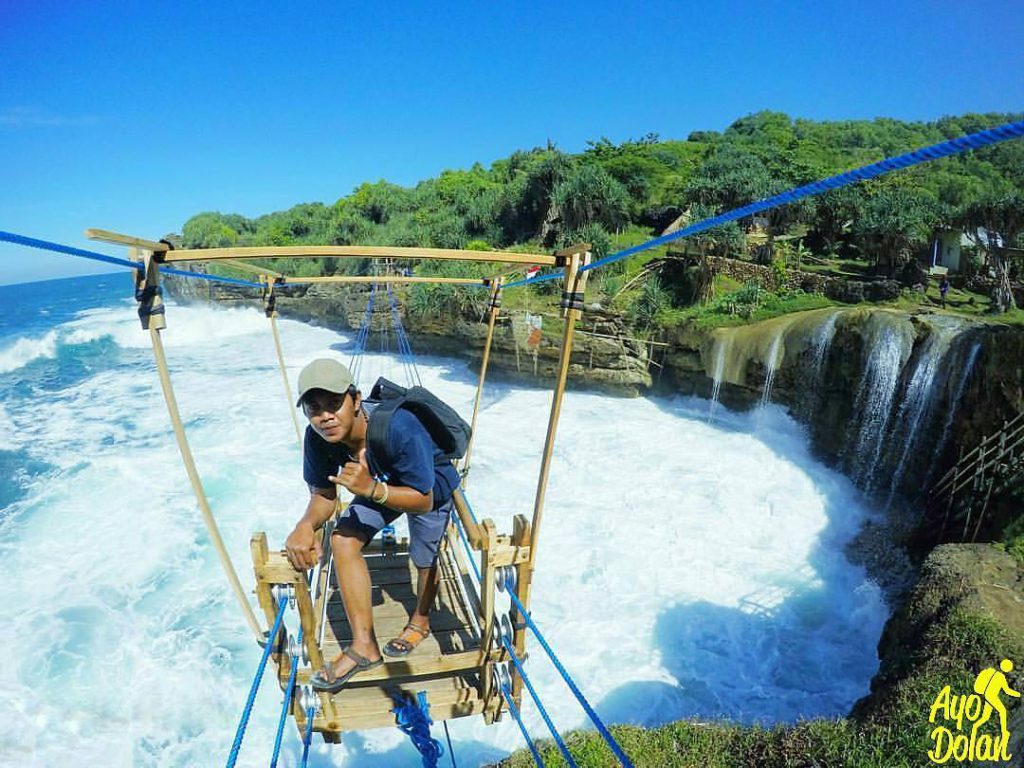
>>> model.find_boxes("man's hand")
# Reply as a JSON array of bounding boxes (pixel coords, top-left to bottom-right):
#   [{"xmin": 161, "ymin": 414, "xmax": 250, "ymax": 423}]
[
  {"xmin": 332, "ymin": 448, "xmax": 374, "ymax": 498},
  {"xmin": 285, "ymin": 521, "xmax": 322, "ymax": 570}
]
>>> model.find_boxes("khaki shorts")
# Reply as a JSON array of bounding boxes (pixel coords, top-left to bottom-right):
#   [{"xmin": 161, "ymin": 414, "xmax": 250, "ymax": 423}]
[{"xmin": 333, "ymin": 497, "xmax": 453, "ymax": 568}]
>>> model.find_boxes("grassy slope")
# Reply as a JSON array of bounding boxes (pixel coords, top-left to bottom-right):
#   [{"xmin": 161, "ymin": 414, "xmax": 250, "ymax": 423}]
[{"xmin": 497, "ymin": 547, "xmax": 1024, "ymax": 768}]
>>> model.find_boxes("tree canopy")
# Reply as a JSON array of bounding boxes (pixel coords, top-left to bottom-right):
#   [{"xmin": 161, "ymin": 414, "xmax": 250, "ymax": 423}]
[{"xmin": 180, "ymin": 110, "xmax": 1024, "ymax": 281}]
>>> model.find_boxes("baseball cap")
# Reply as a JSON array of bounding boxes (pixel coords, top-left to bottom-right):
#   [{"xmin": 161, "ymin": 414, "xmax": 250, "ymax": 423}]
[{"xmin": 295, "ymin": 358, "xmax": 355, "ymax": 406}]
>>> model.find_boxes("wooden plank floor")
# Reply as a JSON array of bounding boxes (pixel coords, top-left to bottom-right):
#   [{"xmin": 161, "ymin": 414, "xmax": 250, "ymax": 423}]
[{"xmin": 315, "ymin": 540, "xmax": 486, "ymax": 730}]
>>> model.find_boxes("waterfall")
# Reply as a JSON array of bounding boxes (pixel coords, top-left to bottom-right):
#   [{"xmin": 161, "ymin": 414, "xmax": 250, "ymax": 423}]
[
  {"xmin": 923, "ymin": 338, "xmax": 982, "ymax": 487},
  {"xmin": 846, "ymin": 316, "xmax": 914, "ymax": 489},
  {"xmin": 886, "ymin": 318, "xmax": 962, "ymax": 501},
  {"xmin": 708, "ymin": 332, "xmax": 730, "ymax": 422},
  {"xmin": 801, "ymin": 310, "xmax": 841, "ymax": 418},
  {"xmin": 760, "ymin": 328, "xmax": 784, "ymax": 407},
  {"xmin": 811, "ymin": 311, "xmax": 840, "ymax": 376}
]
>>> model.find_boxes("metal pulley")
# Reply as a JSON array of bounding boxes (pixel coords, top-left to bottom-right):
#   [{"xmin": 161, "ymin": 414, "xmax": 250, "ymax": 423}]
[
  {"xmin": 492, "ymin": 612, "xmax": 513, "ymax": 648},
  {"xmin": 495, "ymin": 663, "xmax": 512, "ymax": 693},
  {"xmin": 272, "ymin": 584, "xmax": 296, "ymax": 610},
  {"xmin": 287, "ymin": 632, "xmax": 309, "ymax": 665},
  {"xmin": 496, "ymin": 565, "xmax": 516, "ymax": 593},
  {"xmin": 300, "ymin": 685, "xmax": 318, "ymax": 714}
]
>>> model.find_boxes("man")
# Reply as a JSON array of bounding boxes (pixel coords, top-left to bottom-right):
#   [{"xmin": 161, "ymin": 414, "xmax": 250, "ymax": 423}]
[
  {"xmin": 939, "ymin": 275, "xmax": 950, "ymax": 308},
  {"xmin": 284, "ymin": 358, "xmax": 460, "ymax": 693}
]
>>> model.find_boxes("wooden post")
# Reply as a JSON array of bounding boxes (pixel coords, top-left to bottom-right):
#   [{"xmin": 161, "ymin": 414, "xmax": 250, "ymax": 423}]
[
  {"xmin": 479, "ymin": 519, "xmax": 499, "ymax": 720},
  {"xmin": 526, "ymin": 246, "xmax": 591, "ymax": 572},
  {"xmin": 510, "ymin": 245, "xmax": 591, "ymax": 704},
  {"xmin": 265, "ymin": 277, "xmax": 303, "ymax": 445},
  {"xmin": 461, "ymin": 278, "xmax": 503, "ymax": 481},
  {"xmin": 139, "ymin": 251, "xmax": 264, "ymax": 641},
  {"xmin": 479, "ymin": 519, "xmax": 499, "ymax": 649},
  {"xmin": 509, "ymin": 514, "xmax": 532, "ymax": 708},
  {"xmin": 250, "ymin": 533, "xmax": 290, "ymax": 683},
  {"xmin": 972, "ymin": 477, "xmax": 995, "ymax": 542}
]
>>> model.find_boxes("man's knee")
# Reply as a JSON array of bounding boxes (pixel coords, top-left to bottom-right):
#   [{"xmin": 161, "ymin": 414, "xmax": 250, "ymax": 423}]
[{"xmin": 332, "ymin": 529, "xmax": 367, "ymax": 559}]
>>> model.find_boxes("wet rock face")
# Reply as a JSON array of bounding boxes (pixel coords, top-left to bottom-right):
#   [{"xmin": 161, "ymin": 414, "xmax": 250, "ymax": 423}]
[
  {"xmin": 271, "ymin": 283, "xmax": 653, "ymax": 396},
  {"xmin": 660, "ymin": 308, "xmax": 1024, "ymax": 505}
]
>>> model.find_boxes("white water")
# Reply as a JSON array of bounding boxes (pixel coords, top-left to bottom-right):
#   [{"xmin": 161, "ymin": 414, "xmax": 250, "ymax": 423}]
[
  {"xmin": 925, "ymin": 339, "xmax": 983, "ymax": 487},
  {"xmin": 810, "ymin": 311, "xmax": 840, "ymax": 376},
  {"xmin": 0, "ymin": 330, "xmax": 60, "ymax": 373},
  {"xmin": 886, "ymin": 318, "xmax": 962, "ymax": 499},
  {"xmin": 0, "ymin": 300, "xmax": 889, "ymax": 767},
  {"xmin": 707, "ymin": 333, "xmax": 729, "ymax": 421},
  {"xmin": 759, "ymin": 328, "xmax": 784, "ymax": 408},
  {"xmin": 847, "ymin": 316, "xmax": 914, "ymax": 488}
]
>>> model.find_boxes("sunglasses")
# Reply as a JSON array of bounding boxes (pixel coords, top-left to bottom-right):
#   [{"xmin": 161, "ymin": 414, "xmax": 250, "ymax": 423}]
[{"xmin": 301, "ymin": 387, "xmax": 356, "ymax": 418}]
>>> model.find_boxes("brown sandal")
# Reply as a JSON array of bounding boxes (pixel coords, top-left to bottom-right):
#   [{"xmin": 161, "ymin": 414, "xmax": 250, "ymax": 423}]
[
  {"xmin": 383, "ymin": 622, "xmax": 431, "ymax": 657},
  {"xmin": 310, "ymin": 646, "xmax": 383, "ymax": 693}
]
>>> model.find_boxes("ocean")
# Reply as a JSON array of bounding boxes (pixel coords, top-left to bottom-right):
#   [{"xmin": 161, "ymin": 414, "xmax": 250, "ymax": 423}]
[{"xmin": 0, "ymin": 273, "xmax": 889, "ymax": 767}]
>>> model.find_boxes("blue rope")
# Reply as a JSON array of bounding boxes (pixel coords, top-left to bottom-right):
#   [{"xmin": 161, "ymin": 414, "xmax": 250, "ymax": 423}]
[
  {"xmin": 504, "ymin": 272, "xmax": 564, "ymax": 289},
  {"xmin": 504, "ymin": 119, "xmax": 1024, "ymax": 287},
  {"xmin": 505, "ymin": 581, "xmax": 633, "ymax": 767},
  {"xmin": 159, "ymin": 266, "xmax": 263, "ymax": 288},
  {"xmin": 386, "ymin": 283, "xmax": 422, "ymax": 387},
  {"xmin": 501, "ymin": 638, "xmax": 577, "ymax": 768},
  {"xmin": 386, "ymin": 284, "xmax": 415, "ymax": 385},
  {"xmin": 269, "ymin": 626, "xmax": 303, "ymax": 768},
  {"xmin": 459, "ymin": 491, "xmax": 482, "ymax": 527},
  {"xmin": 300, "ymin": 705, "xmax": 315, "ymax": 768},
  {"xmin": 393, "ymin": 691, "xmax": 445, "ymax": 767},
  {"xmin": 0, "ymin": 231, "xmax": 140, "ymax": 269},
  {"xmin": 224, "ymin": 597, "xmax": 288, "ymax": 768},
  {"xmin": 0, "ymin": 231, "xmax": 264, "ymax": 288},
  {"xmin": 442, "ymin": 720, "xmax": 457, "ymax": 768},
  {"xmin": 450, "ymin": 510, "xmax": 482, "ymax": 582},
  {"xmin": 501, "ymin": 679, "xmax": 546, "ymax": 767},
  {"xmin": 350, "ymin": 282, "xmax": 378, "ymax": 382}
]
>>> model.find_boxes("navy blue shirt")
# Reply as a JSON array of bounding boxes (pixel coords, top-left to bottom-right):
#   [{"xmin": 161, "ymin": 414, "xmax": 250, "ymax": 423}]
[{"xmin": 302, "ymin": 408, "xmax": 459, "ymax": 510}]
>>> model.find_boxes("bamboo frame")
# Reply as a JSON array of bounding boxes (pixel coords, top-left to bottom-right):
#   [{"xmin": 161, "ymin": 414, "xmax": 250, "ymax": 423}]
[
  {"xmin": 98, "ymin": 226, "xmax": 607, "ymax": 736},
  {"xmin": 137, "ymin": 250, "xmax": 264, "ymax": 641},
  {"xmin": 250, "ymin": 528, "xmax": 505, "ymax": 733},
  {"xmin": 460, "ymin": 278, "xmax": 502, "ymax": 479},
  {"xmin": 87, "ymin": 227, "xmax": 556, "ymax": 282},
  {"xmin": 226, "ymin": 260, "xmax": 284, "ymax": 278},
  {"xmin": 526, "ymin": 247, "xmax": 591, "ymax": 570},
  {"xmin": 262, "ymin": 277, "xmax": 303, "ymax": 444},
  {"xmin": 507, "ymin": 245, "xmax": 591, "ymax": 702},
  {"xmin": 160, "ymin": 244, "xmax": 555, "ymax": 266},
  {"xmin": 270, "ymin": 315, "xmax": 303, "ymax": 444},
  {"xmin": 284, "ymin": 275, "xmax": 488, "ymax": 286},
  {"xmin": 87, "ymin": 228, "xmax": 168, "ymax": 251}
]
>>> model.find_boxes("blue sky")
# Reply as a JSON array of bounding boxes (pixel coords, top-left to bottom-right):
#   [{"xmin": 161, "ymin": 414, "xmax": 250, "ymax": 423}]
[{"xmin": 1, "ymin": 0, "xmax": 1022, "ymax": 285}]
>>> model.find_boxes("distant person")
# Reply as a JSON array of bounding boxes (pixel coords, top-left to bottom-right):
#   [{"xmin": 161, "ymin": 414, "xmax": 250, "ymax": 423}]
[
  {"xmin": 284, "ymin": 359, "xmax": 460, "ymax": 692},
  {"xmin": 971, "ymin": 658, "xmax": 1020, "ymax": 747},
  {"xmin": 939, "ymin": 276, "xmax": 950, "ymax": 308}
]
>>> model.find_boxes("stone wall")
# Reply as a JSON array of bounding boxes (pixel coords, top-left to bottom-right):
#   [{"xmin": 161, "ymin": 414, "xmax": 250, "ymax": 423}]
[{"xmin": 700, "ymin": 255, "xmax": 901, "ymax": 303}]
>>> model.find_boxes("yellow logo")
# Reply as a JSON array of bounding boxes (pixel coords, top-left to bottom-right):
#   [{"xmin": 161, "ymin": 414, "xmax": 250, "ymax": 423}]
[{"xmin": 927, "ymin": 658, "xmax": 1020, "ymax": 763}]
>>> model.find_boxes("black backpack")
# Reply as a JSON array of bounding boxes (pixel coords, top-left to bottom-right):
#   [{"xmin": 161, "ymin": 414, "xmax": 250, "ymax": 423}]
[{"xmin": 364, "ymin": 377, "xmax": 471, "ymax": 472}]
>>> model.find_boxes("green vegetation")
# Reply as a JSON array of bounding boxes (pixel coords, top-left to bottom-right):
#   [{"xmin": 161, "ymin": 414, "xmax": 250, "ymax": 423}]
[
  {"xmin": 180, "ymin": 110, "xmax": 1024, "ymax": 326},
  {"xmin": 499, "ymin": 589, "xmax": 1023, "ymax": 768}
]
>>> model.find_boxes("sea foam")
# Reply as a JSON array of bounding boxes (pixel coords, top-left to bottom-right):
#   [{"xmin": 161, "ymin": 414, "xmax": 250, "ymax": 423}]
[
  {"xmin": 0, "ymin": 300, "xmax": 889, "ymax": 767},
  {"xmin": 0, "ymin": 330, "xmax": 59, "ymax": 373}
]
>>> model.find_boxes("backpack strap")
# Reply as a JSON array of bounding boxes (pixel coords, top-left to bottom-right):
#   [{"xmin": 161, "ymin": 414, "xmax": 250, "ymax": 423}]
[{"xmin": 364, "ymin": 399, "xmax": 402, "ymax": 480}]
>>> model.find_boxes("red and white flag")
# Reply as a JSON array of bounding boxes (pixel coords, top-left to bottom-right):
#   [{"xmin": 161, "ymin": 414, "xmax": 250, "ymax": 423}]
[{"xmin": 525, "ymin": 266, "xmax": 542, "ymax": 279}]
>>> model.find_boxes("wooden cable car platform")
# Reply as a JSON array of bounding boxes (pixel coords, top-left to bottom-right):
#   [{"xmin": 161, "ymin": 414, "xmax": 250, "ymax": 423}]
[{"xmin": 250, "ymin": 490, "xmax": 533, "ymax": 738}]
